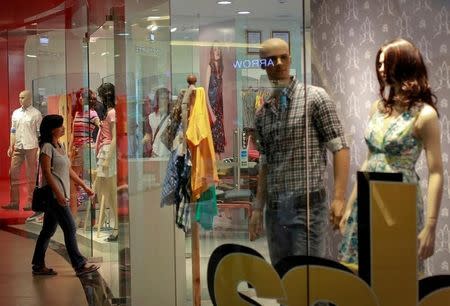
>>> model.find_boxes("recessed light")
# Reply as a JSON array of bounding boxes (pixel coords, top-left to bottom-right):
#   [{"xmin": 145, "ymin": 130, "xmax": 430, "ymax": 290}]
[
  {"xmin": 146, "ymin": 15, "xmax": 170, "ymax": 21},
  {"xmin": 101, "ymin": 52, "xmax": 110, "ymax": 56},
  {"xmin": 147, "ymin": 25, "xmax": 159, "ymax": 31},
  {"xmin": 217, "ymin": 1, "xmax": 232, "ymax": 4},
  {"xmin": 117, "ymin": 33, "xmax": 130, "ymax": 36},
  {"xmin": 237, "ymin": 11, "xmax": 251, "ymax": 15},
  {"xmin": 26, "ymin": 54, "xmax": 37, "ymax": 58},
  {"xmin": 152, "ymin": 8, "xmax": 159, "ymax": 12},
  {"xmin": 170, "ymin": 27, "xmax": 177, "ymax": 33}
]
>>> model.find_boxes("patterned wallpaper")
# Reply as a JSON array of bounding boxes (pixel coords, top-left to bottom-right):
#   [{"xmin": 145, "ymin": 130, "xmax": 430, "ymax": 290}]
[{"xmin": 311, "ymin": 0, "xmax": 450, "ymax": 275}]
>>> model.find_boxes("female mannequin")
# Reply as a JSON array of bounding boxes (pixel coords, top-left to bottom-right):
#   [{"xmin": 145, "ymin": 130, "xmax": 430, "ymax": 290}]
[
  {"xmin": 69, "ymin": 88, "xmax": 99, "ymax": 226},
  {"xmin": 206, "ymin": 43, "xmax": 226, "ymax": 155},
  {"xmin": 94, "ymin": 83, "xmax": 118, "ymax": 241},
  {"xmin": 143, "ymin": 87, "xmax": 171, "ymax": 158},
  {"xmin": 339, "ymin": 39, "xmax": 443, "ymax": 267}
]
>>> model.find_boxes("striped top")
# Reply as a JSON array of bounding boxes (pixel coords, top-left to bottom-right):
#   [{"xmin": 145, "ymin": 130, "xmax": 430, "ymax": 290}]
[{"xmin": 73, "ymin": 109, "xmax": 99, "ymax": 148}]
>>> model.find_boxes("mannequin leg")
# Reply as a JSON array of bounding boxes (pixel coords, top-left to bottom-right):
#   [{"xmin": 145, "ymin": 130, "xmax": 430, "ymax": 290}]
[
  {"xmin": 110, "ymin": 176, "xmax": 118, "ymax": 236},
  {"xmin": 83, "ymin": 198, "xmax": 91, "ymax": 232},
  {"xmin": 105, "ymin": 176, "xmax": 118, "ymax": 240},
  {"xmin": 96, "ymin": 193, "xmax": 106, "ymax": 237}
]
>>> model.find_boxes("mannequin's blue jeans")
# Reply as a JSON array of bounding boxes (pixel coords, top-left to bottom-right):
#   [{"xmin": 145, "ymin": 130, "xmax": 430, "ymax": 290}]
[{"xmin": 265, "ymin": 189, "xmax": 328, "ymax": 266}]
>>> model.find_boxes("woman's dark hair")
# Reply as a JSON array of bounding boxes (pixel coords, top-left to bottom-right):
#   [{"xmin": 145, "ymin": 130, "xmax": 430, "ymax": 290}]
[
  {"xmin": 209, "ymin": 43, "xmax": 224, "ymax": 76},
  {"xmin": 376, "ymin": 38, "xmax": 438, "ymax": 115},
  {"xmin": 98, "ymin": 82, "xmax": 115, "ymax": 108},
  {"xmin": 39, "ymin": 114, "xmax": 64, "ymax": 147}
]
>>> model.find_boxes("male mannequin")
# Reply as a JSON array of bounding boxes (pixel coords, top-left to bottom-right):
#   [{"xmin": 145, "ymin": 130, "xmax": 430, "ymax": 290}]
[
  {"xmin": 249, "ymin": 38, "xmax": 350, "ymax": 267},
  {"xmin": 3, "ymin": 90, "xmax": 42, "ymax": 211}
]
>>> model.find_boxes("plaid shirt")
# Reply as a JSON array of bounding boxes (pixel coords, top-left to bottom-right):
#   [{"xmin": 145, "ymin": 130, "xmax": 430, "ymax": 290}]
[{"xmin": 255, "ymin": 77, "xmax": 348, "ymax": 198}]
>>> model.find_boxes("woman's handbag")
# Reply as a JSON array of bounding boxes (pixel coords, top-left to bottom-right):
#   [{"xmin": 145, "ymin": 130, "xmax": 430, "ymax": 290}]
[
  {"xmin": 32, "ymin": 185, "xmax": 53, "ymax": 213},
  {"xmin": 31, "ymin": 150, "xmax": 54, "ymax": 213}
]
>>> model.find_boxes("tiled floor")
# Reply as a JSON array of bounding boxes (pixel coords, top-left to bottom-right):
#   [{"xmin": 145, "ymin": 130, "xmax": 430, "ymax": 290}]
[
  {"xmin": 9, "ymin": 210, "xmax": 289, "ymax": 306},
  {"xmin": 0, "ymin": 229, "xmax": 88, "ymax": 306}
]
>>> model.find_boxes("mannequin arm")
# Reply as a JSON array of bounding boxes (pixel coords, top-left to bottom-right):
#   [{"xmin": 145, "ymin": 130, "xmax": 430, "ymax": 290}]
[
  {"xmin": 7, "ymin": 133, "xmax": 16, "ymax": 157},
  {"xmin": 417, "ymin": 106, "xmax": 443, "ymax": 259},
  {"xmin": 330, "ymin": 148, "xmax": 350, "ymax": 229},
  {"xmin": 339, "ymin": 157, "xmax": 369, "ymax": 234},
  {"xmin": 105, "ymin": 121, "xmax": 117, "ymax": 164}
]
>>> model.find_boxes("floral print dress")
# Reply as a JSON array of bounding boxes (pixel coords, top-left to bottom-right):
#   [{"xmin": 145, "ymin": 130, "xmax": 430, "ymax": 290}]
[{"xmin": 339, "ymin": 106, "xmax": 424, "ymax": 264}]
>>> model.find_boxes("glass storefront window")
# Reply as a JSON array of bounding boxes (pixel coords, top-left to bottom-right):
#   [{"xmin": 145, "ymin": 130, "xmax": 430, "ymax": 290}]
[{"xmin": 1, "ymin": 1, "xmax": 450, "ymax": 305}]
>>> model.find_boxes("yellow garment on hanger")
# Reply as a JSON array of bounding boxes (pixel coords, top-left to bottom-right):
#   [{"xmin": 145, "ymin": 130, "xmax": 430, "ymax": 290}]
[
  {"xmin": 255, "ymin": 94, "xmax": 263, "ymax": 109},
  {"xmin": 186, "ymin": 87, "xmax": 219, "ymax": 200}
]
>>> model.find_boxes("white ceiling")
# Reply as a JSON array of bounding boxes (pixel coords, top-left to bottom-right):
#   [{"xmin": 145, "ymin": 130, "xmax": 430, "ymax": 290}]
[{"xmin": 170, "ymin": 0, "xmax": 303, "ymax": 19}]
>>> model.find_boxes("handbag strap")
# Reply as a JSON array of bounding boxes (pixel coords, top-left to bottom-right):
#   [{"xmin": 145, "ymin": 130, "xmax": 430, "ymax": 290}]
[{"xmin": 35, "ymin": 146, "xmax": 53, "ymax": 187}]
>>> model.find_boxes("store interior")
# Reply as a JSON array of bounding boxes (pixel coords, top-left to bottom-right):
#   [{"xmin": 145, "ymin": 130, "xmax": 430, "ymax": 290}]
[{"xmin": 1, "ymin": 0, "xmax": 449, "ymax": 305}]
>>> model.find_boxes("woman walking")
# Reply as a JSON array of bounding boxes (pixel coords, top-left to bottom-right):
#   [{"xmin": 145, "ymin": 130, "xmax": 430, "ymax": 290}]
[{"xmin": 32, "ymin": 114, "xmax": 99, "ymax": 276}]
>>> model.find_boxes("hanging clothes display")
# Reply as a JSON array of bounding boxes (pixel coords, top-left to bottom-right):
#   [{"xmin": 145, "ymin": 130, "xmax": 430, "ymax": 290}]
[
  {"xmin": 160, "ymin": 90, "xmax": 184, "ymax": 151},
  {"xmin": 186, "ymin": 87, "xmax": 219, "ymax": 200},
  {"xmin": 208, "ymin": 63, "xmax": 226, "ymax": 153},
  {"xmin": 195, "ymin": 185, "xmax": 217, "ymax": 230},
  {"xmin": 242, "ymin": 89, "xmax": 257, "ymax": 130}
]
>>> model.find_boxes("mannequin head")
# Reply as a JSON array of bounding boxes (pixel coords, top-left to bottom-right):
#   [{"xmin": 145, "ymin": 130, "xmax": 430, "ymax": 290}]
[
  {"xmin": 260, "ymin": 38, "xmax": 291, "ymax": 84},
  {"xmin": 98, "ymin": 82, "xmax": 115, "ymax": 109},
  {"xmin": 154, "ymin": 87, "xmax": 170, "ymax": 114},
  {"xmin": 375, "ymin": 38, "xmax": 437, "ymax": 114},
  {"xmin": 73, "ymin": 88, "xmax": 95, "ymax": 117},
  {"xmin": 19, "ymin": 90, "xmax": 32, "ymax": 108},
  {"xmin": 209, "ymin": 42, "xmax": 224, "ymax": 75}
]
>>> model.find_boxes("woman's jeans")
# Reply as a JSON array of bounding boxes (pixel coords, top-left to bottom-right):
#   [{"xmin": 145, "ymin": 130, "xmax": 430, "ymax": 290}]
[
  {"xmin": 32, "ymin": 198, "xmax": 86, "ymax": 270},
  {"xmin": 265, "ymin": 189, "xmax": 328, "ymax": 266}
]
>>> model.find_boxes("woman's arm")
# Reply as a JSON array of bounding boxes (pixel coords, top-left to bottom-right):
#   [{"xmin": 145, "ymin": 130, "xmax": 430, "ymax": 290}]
[
  {"xmin": 41, "ymin": 153, "xmax": 67, "ymax": 206},
  {"xmin": 69, "ymin": 167, "xmax": 94, "ymax": 196},
  {"xmin": 417, "ymin": 105, "xmax": 443, "ymax": 260}
]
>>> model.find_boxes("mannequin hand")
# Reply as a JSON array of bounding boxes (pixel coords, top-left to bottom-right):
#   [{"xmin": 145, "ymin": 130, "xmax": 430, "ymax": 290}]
[
  {"xmin": 249, "ymin": 210, "xmax": 263, "ymax": 241},
  {"xmin": 330, "ymin": 198, "xmax": 345, "ymax": 231},
  {"xmin": 339, "ymin": 208, "xmax": 351, "ymax": 235},
  {"xmin": 7, "ymin": 147, "xmax": 13, "ymax": 157},
  {"xmin": 56, "ymin": 193, "xmax": 68, "ymax": 206},
  {"xmin": 418, "ymin": 225, "xmax": 436, "ymax": 260}
]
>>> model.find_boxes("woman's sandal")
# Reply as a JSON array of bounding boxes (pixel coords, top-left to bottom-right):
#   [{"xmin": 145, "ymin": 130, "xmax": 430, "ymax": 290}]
[
  {"xmin": 32, "ymin": 266, "xmax": 57, "ymax": 276},
  {"xmin": 75, "ymin": 264, "xmax": 99, "ymax": 277}
]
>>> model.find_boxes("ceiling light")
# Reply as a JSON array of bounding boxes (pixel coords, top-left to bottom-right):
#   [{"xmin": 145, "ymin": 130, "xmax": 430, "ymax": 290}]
[
  {"xmin": 26, "ymin": 54, "xmax": 37, "ymax": 58},
  {"xmin": 237, "ymin": 11, "xmax": 251, "ymax": 15},
  {"xmin": 217, "ymin": 1, "xmax": 232, "ymax": 4},
  {"xmin": 101, "ymin": 52, "xmax": 110, "ymax": 56},
  {"xmin": 117, "ymin": 33, "xmax": 130, "ymax": 36},
  {"xmin": 152, "ymin": 8, "xmax": 159, "ymax": 12},
  {"xmin": 147, "ymin": 25, "xmax": 159, "ymax": 31},
  {"xmin": 170, "ymin": 27, "xmax": 177, "ymax": 32},
  {"xmin": 146, "ymin": 15, "xmax": 170, "ymax": 21}
]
